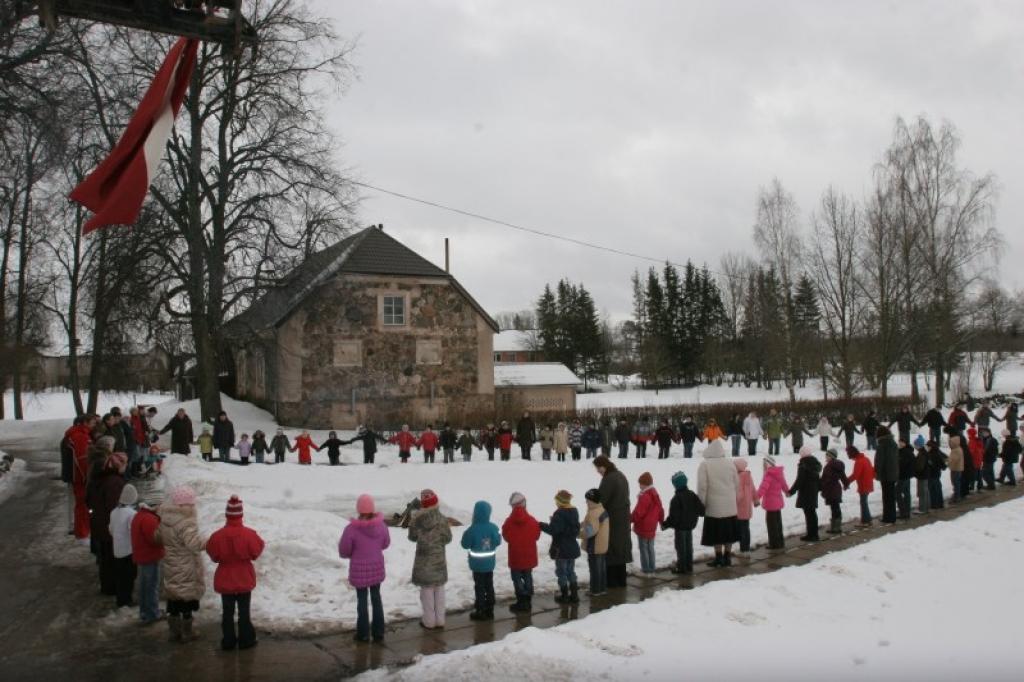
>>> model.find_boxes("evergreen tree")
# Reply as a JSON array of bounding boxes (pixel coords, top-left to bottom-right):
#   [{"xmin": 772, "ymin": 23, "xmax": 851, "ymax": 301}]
[{"xmin": 536, "ymin": 284, "xmax": 557, "ymax": 361}]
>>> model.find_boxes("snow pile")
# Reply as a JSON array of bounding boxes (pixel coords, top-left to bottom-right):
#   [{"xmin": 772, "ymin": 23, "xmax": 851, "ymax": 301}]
[
  {"xmin": 0, "ymin": 454, "xmax": 39, "ymax": 506},
  {"xmin": 359, "ymin": 497, "xmax": 1024, "ymax": 681},
  {"xmin": 2, "ymin": 390, "xmax": 173, "ymax": 422}
]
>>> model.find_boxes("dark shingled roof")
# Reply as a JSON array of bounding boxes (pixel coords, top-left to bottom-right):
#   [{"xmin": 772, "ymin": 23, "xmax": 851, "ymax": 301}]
[{"xmin": 223, "ymin": 226, "xmax": 498, "ymax": 337}]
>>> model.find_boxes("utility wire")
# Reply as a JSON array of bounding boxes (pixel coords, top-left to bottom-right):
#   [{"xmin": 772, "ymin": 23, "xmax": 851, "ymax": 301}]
[{"xmin": 352, "ymin": 180, "xmax": 703, "ymax": 271}]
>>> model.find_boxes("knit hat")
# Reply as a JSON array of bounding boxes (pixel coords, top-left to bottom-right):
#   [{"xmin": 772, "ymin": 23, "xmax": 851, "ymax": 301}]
[
  {"xmin": 638, "ymin": 471, "xmax": 653, "ymax": 487},
  {"xmin": 798, "ymin": 445, "xmax": 814, "ymax": 457},
  {"xmin": 913, "ymin": 434, "xmax": 925, "ymax": 448},
  {"xmin": 555, "ymin": 490, "xmax": 573, "ymax": 508},
  {"xmin": 764, "ymin": 455, "xmax": 776, "ymax": 467},
  {"xmin": 226, "ymin": 495, "xmax": 244, "ymax": 518},
  {"xmin": 170, "ymin": 485, "xmax": 196, "ymax": 506},
  {"xmin": 119, "ymin": 484, "xmax": 138, "ymax": 506},
  {"xmin": 584, "ymin": 488, "xmax": 601, "ymax": 503},
  {"xmin": 509, "ymin": 491, "xmax": 526, "ymax": 508},
  {"xmin": 356, "ymin": 494, "xmax": 375, "ymax": 515},
  {"xmin": 826, "ymin": 448, "xmax": 838, "ymax": 459},
  {"xmin": 671, "ymin": 471, "xmax": 688, "ymax": 490},
  {"xmin": 420, "ymin": 489, "xmax": 439, "ymax": 509}
]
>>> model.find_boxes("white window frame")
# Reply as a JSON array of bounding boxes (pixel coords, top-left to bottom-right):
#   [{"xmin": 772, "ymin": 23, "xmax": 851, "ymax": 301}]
[{"xmin": 381, "ymin": 295, "xmax": 406, "ymax": 327}]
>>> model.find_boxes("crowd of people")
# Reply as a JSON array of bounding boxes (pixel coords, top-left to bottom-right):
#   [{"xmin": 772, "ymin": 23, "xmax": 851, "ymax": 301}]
[{"xmin": 55, "ymin": 399, "xmax": 1023, "ymax": 648}]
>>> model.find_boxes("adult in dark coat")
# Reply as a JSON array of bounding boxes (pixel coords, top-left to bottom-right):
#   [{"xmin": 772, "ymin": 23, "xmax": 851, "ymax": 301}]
[
  {"xmin": 820, "ymin": 450, "xmax": 850, "ymax": 533},
  {"xmin": 86, "ymin": 453, "xmax": 127, "ymax": 596},
  {"xmin": 593, "ymin": 455, "xmax": 632, "ymax": 587},
  {"xmin": 516, "ymin": 412, "xmax": 537, "ymax": 460},
  {"xmin": 888, "ymin": 406, "xmax": 920, "ymax": 446},
  {"xmin": 896, "ymin": 438, "xmax": 916, "ymax": 520},
  {"xmin": 343, "ymin": 426, "xmax": 386, "ymax": 465},
  {"xmin": 160, "ymin": 409, "xmax": 195, "ymax": 455},
  {"xmin": 873, "ymin": 427, "xmax": 900, "ymax": 524},
  {"xmin": 212, "ymin": 411, "xmax": 235, "ymax": 461},
  {"xmin": 613, "ymin": 420, "xmax": 631, "ymax": 459},
  {"xmin": 788, "ymin": 451, "xmax": 822, "ymax": 541}
]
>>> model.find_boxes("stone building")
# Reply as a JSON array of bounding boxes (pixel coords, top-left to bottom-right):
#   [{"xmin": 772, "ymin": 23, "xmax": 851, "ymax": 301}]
[{"xmin": 222, "ymin": 226, "xmax": 499, "ymax": 428}]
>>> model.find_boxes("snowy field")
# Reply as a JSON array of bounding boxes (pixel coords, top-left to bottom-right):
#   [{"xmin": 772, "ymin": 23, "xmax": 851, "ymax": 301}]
[
  {"xmin": 358, "ymin": 496, "xmax": 1024, "ymax": 682},
  {"xmin": 1, "ymin": 390, "xmax": 173, "ymax": 422},
  {"xmin": 6, "ymin": 392, "xmax": 981, "ymax": 634},
  {"xmin": 581, "ymin": 357, "xmax": 1024, "ymax": 410}
]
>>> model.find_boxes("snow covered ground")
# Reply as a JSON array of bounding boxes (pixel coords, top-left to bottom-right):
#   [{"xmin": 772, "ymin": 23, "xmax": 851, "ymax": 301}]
[
  {"xmin": 357, "ymin": 496, "xmax": 1024, "ymax": 681},
  {"xmin": 2, "ymin": 390, "xmax": 173, "ymax": 422},
  {"xmin": 0, "ymin": 456, "xmax": 39, "ymax": 506},
  {"xmin": 581, "ymin": 356, "xmax": 1024, "ymax": 410}
]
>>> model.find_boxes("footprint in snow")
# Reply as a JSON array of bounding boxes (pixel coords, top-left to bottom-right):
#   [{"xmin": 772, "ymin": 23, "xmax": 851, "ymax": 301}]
[
  {"xmin": 878, "ymin": 639, "xmax": 890, "ymax": 647},
  {"xmin": 853, "ymin": 657, "xmax": 866, "ymax": 666},
  {"xmin": 726, "ymin": 611, "xmax": 768, "ymax": 626}
]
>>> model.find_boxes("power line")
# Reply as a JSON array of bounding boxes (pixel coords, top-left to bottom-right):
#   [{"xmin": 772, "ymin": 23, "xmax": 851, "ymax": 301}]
[{"xmin": 352, "ymin": 180, "xmax": 700, "ymax": 270}]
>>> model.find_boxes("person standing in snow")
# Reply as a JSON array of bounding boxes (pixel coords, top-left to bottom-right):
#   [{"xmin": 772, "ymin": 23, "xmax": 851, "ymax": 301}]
[
  {"xmin": 87, "ymin": 451, "xmax": 128, "ymax": 596},
  {"xmin": 600, "ymin": 419, "xmax": 615, "ymax": 457},
  {"xmin": 516, "ymin": 412, "xmax": 537, "ymax": 460},
  {"xmin": 291, "ymin": 430, "xmax": 318, "ymax": 465},
  {"xmin": 756, "ymin": 456, "xmax": 788, "ymax": 550},
  {"xmin": 654, "ymin": 419, "xmax": 676, "ymax": 460},
  {"xmin": 478, "ymin": 423, "xmax": 498, "ymax": 461},
  {"xmin": 789, "ymin": 446, "xmax": 822, "ymax": 541},
  {"xmin": 389, "ymin": 425, "xmax": 417, "ymax": 464},
  {"xmin": 538, "ymin": 423, "xmax": 555, "ymax": 461},
  {"xmin": 631, "ymin": 472, "xmax": 665, "ymax": 574},
  {"xmin": 896, "ymin": 437, "xmax": 916, "ymax": 519},
  {"xmin": 69, "ymin": 414, "xmax": 96, "ymax": 542},
  {"xmin": 677, "ymin": 414, "xmax": 702, "ymax": 459},
  {"xmin": 662, "ymin": 472, "xmax": 704, "ymax": 574},
  {"xmin": 212, "ymin": 411, "xmax": 235, "ymax": 462},
  {"xmin": 109, "ymin": 483, "xmax": 138, "ymax": 609},
  {"xmin": 979, "ymin": 426, "xmax": 999, "ymax": 490},
  {"xmin": 593, "ymin": 455, "xmax": 633, "ymax": 588},
  {"xmin": 457, "ymin": 427, "xmax": 475, "ymax": 462},
  {"xmin": 974, "ymin": 400, "xmax": 1002, "ymax": 431},
  {"xmin": 540, "ymin": 490, "xmax": 582, "ymax": 604},
  {"xmin": 698, "ymin": 440, "xmax": 740, "ymax": 566},
  {"xmin": 814, "ymin": 415, "xmax": 835, "ymax": 453},
  {"xmin": 568, "ymin": 419, "xmax": 585, "ymax": 461},
  {"xmin": 195, "ymin": 426, "xmax": 214, "ymax": 462},
  {"xmin": 418, "ymin": 425, "xmax": 440, "ymax": 464},
  {"xmin": 922, "ymin": 407, "xmax": 947, "ymax": 446},
  {"xmin": 839, "ymin": 414, "xmax": 860, "ymax": 449},
  {"xmin": 862, "ymin": 411, "xmax": 881, "ymax": 451},
  {"xmin": 763, "ymin": 409, "xmax": 783, "ymax": 456},
  {"xmin": 131, "ymin": 494, "xmax": 165, "ymax": 624},
  {"xmin": 206, "ymin": 496, "xmax": 265, "ymax": 651},
  {"xmin": 912, "ymin": 436, "xmax": 931, "ymax": 513},
  {"xmin": 270, "ymin": 428, "xmax": 291, "ymax": 464},
  {"xmin": 439, "ymin": 423, "xmax": 458, "ymax": 464},
  {"xmin": 344, "ymin": 425, "xmax": 387, "ymax": 465},
  {"xmin": 787, "ymin": 414, "xmax": 811, "ymax": 454},
  {"xmin": 726, "ymin": 412, "xmax": 744, "ymax": 457},
  {"xmin": 888, "ymin": 405, "xmax": 920, "ymax": 447},
  {"xmin": 1003, "ymin": 403, "xmax": 1019, "ymax": 436},
  {"xmin": 742, "ymin": 411, "xmax": 763, "ymax": 456},
  {"xmin": 946, "ymin": 427, "xmax": 965, "ymax": 503},
  {"xmin": 251, "ymin": 430, "xmax": 270, "ymax": 464},
  {"xmin": 159, "ymin": 408, "xmax": 194, "ymax": 456},
  {"xmin": 925, "ymin": 440, "xmax": 948, "ymax": 509},
  {"xmin": 502, "ymin": 492, "xmax": 541, "ymax": 612},
  {"xmin": 703, "ymin": 417, "xmax": 725, "ymax": 445},
  {"xmin": 339, "ymin": 494, "xmax": 391, "ymax": 643},
  {"xmin": 460, "ymin": 501, "xmax": 501, "ymax": 621},
  {"xmin": 554, "ymin": 422, "xmax": 570, "ymax": 462},
  {"xmin": 966, "ymin": 427, "xmax": 983, "ymax": 494},
  {"xmin": 848, "ymin": 445, "xmax": 875, "ymax": 526},
  {"xmin": 408, "ymin": 489, "xmax": 452, "ymax": 629},
  {"xmin": 948, "ymin": 403, "xmax": 973, "ymax": 441},
  {"xmin": 582, "ymin": 422, "xmax": 601, "ymax": 459},
  {"xmin": 580, "ymin": 489, "xmax": 610, "ymax": 594},
  {"xmin": 997, "ymin": 429, "xmax": 1021, "ymax": 485},
  {"xmin": 495, "ymin": 421, "xmax": 514, "ymax": 462},
  {"xmin": 319, "ymin": 430, "xmax": 346, "ymax": 466},
  {"xmin": 632, "ymin": 416, "xmax": 652, "ymax": 458},
  {"xmin": 820, "ymin": 448, "xmax": 850, "ymax": 534},
  {"xmin": 873, "ymin": 427, "xmax": 899, "ymax": 523},
  {"xmin": 235, "ymin": 433, "xmax": 252, "ymax": 465},
  {"xmin": 158, "ymin": 485, "xmax": 207, "ymax": 643},
  {"xmin": 734, "ymin": 459, "xmax": 756, "ymax": 555},
  {"xmin": 614, "ymin": 418, "xmax": 631, "ymax": 459}
]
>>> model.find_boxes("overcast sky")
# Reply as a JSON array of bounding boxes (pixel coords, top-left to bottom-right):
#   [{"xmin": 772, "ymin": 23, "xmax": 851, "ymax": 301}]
[{"xmin": 316, "ymin": 0, "xmax": 1023, "ymax": 320}]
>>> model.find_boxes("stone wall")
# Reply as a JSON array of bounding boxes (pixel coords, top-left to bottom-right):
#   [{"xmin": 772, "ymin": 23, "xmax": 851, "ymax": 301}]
[{"xmin": 496, "ymin": 384, "xmax": 577, "ymax": 414}]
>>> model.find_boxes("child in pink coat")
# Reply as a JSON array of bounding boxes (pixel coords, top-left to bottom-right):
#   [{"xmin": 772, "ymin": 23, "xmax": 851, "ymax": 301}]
[
  {"xmin": 734, "ymin": 460, "xmax": 756, "ymax": 555},
  {"xmin": 757, "ymin": 456, "xmax": 788, "ymax": 550},
  {"xmin": 339, "ymin": 494, "xmax": 391, "ymax": 643}
]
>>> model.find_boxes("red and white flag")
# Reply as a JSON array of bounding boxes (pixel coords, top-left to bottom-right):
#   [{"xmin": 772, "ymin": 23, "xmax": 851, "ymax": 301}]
[{"xmin": 71, "ymin": 37, "xmax": 199, "ymax": 234}]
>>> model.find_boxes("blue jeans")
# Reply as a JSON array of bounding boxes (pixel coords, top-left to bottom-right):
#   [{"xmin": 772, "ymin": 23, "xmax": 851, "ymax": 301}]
[
  {"xmin": 138, "ymin": 563, "xmax": 161, "ymax": 622},
  {"xmin": 683, "ymin": 441, "xmax": 694, "ymax": 458},
  {"xmin": 511, "ymin": 569, "xmax": 533, "ymax": 598},
  {"xmin": 730, "ymin": 435, "xmax": 742, "ymax": 457},
  {"xmin": 929, "ymin": 426, "xmax": 941, "ymax": 444},
  {"xmin": 674, "ymin": 530, "xmax": 693, "ymax": 573},
  {"xmin": 866, "ymin": 434, "xmax": 878, "ymax": 451},
  {"xmin": 586, "ymin": 447, "xmax": 597, "ymax": 459},
  {"xmin": 555, "ymin": 558, "xmax": 577, "ymax": 589},
  {"xmin": 638, "ymin": 537, "xmax": 655, "ymax": 573},
  {"xmin": 355, "ymin": 584, "xmax": 384, "ymax": 639},
  {"xmin": 768, "ymin": 438, "xmax": 780, "ymax": 455},
  {"xmin": 587, "ymin": 553, "xmax": 607, "ymax": 594},
  {"xmin": 859, "ymin": 493, "xmax": 872, "ymax": 523}
]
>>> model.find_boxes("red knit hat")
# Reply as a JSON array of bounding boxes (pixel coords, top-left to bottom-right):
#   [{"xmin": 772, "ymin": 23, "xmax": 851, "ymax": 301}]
[
  {"xmin": 420, "ymin": 489, "xmax": 438, "ymax": 509},
  {"xmin": 226, "ymin": 495, "xmax": 244, "ymax": 518}
]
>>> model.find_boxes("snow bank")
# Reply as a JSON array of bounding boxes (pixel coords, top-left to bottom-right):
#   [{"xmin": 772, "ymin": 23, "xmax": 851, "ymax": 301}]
[
  {"xmin": 2, "ymin": 390, "xmax": 174, "ymax": 422},
  {"xmin": 359, "ymin": 496, "xmax": 1024, "ymax": 681},
  {"xmin": 0, "ymin": 455, "xmax": 39, "ymax": 506}
]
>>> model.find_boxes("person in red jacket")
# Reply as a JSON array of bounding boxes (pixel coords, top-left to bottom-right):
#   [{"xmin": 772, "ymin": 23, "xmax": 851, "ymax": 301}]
[
  {"xmin": 131, "ymin": 502, "xmax": 165, "ymax": 624},
  {"xmin": 630, "ymin": 472, "xmax": 665, "ymax": 574},
  {"xmin": 389, "ymin": 425, "xmax": 417, "ymax": 463},
  {"xmin": 416, "ymin": 426, "xmax": 439, "ymax": 464},
  {"xmin": 206, "ymin": 495, "xmax": 266, "ymax": 651},
  {"xmin": 68, "ymin": 415, "xmax": 97, "ymax": 541},
  {"xmin": 847, "ymin": 445, "xmax": 875, "ymax": 527},
  {"xmin": 501, "ymin": 492, "xmax": 541, "ymax": 613},
  {"xmin": 496, "ymin": 421, "xmax": 515, "ymax": 462},
  {"xmin": 290, "ymin": 431, "xmax": 318, "ymax": 465}
]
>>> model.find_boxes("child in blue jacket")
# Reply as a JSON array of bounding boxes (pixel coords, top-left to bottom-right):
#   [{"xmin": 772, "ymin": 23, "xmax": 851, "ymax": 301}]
[
  {"xmin": 539, "ymin": 490, "xmax": 581, "ymax": 603},
  {"xmin": 460, "ymin": 500, "xmax": 502, "ymax": 621}
]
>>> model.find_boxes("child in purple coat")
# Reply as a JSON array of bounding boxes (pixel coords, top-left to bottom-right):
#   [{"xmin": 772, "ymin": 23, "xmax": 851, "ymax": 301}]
[{"xmin": 339, "ymin": 494, "xmax": 391, "ymax": 643}]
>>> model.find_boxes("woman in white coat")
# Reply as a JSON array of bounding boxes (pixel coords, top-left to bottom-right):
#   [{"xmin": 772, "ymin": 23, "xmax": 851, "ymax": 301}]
[
  {"xmin": 697, "ymin": 440, "xmax": 740, "ymax": 567},
  {"xmin": 742, "ymin": 412, "xmax": 763, "ymax": 456}
]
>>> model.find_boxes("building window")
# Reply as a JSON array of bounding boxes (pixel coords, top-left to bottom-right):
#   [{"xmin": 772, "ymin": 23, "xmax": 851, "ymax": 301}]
[
  {"xmin": 494, "ymin": 352, "xmax": 501, "ymax": 362},
  {"xmin": 382, "ymin": 296, "xmax": 405, "ymax": 326}
]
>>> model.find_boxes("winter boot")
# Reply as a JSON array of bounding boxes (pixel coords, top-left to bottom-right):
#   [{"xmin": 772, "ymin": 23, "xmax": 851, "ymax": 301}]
[
  {"xmin": 568, "ymin": 583, "xmax": 579, "ymax": 604},
  {"xmin": 554, "ymin": 586, "xmax": 570, "ymax": 604},
  {"xmin": 722, "ymin": 553, "xmax": 732, "ymax": 567},
  {"xmin": 469, "ymin": 608, "xmax": 490, "ymax": 621},
  {"xmin": 827, "ymin": 519, "xmax": 842, "ymax": 534},
  {"xmin": 167, "ymin": 615, "xmax": 182, "ymax": 643},
  {"xmin": 706, "ymin": 555, "xmax": 722, "ymax": 568},
  {"xmin": 509, "ymin": 596, "xmax": 530, "ymax": 613},
  {"xmin": 181, "ymin": 618, "xmax": 200, "ymax": 642}
]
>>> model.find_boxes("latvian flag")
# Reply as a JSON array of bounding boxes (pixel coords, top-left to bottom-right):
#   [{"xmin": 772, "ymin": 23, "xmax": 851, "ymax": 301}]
[{"xmin": 70, "ymin": 38, "xmax": 199, "ymax": 234}]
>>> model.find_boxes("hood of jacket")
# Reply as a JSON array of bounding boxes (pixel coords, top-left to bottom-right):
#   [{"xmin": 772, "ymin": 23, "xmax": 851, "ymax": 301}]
[
  {"xmin": 414, "ymin": 506, "xmax": 445, "ymax": 530},
  {"xmin": 764, "ymin": 466, "xmax": 787, "ymax": 484},
  {"xmin": 159, "ymin": 502, "xmax": 196, "ymax": 530},
  {"xmin": 800, "ymin": 456, "xmax": 823, "ymax": 475},
  {"xmin": 471, "ymin": 500, "xmax": 492, "ymax": 525},
  {"xmin": 349, "ymin": 513, "xmax": 388, "ymax": 540},
  {"xmin": 506, "ymin": 505, "xmax": 534, "ymax": 526},
  {"xmin": 585, "ymin": 499, "xmax": 605, "ymax": 513},
  {"xmin": 703, "ymin": 440, "xmax": 726, "ymax": 460},
  {"xmin": 734, "ymin": 459, "xmax": 748, "ymax": 472}
]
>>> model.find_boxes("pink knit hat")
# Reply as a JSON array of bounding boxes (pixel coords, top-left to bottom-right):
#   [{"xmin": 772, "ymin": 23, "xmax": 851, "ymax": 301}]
[
  {"xmin": 356, "ymin": 494, "xmax": 375, "ymax": 515},
  {"xmin": 170, "ymin": 485, "xmax": 196, "ymax": 506}
]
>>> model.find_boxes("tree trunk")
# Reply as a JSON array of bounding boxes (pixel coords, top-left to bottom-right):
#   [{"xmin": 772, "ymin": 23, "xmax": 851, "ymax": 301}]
[
  {"xmin": 66, "ymin": 207, "xmax": 85, "ymax": 416},
  {"xmin": 85, "ymin": 232, "xmax": 110, "ymax": 416},
  {"xmin": 934, "ymin": 356, "xmax": 945, "ymax": 407},
  {"xmin": 11, "ymin": 153, "xmax": 35, "ymax": 420}
]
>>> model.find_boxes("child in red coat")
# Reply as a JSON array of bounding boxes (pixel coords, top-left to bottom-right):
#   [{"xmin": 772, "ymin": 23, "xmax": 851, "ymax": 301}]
[
  {"xmin": 290, "ymin": 431, "xmax": 318, "ymax": 465},
  {"xmin": 501, "ymin": 492, "xmax": 541, "ymax": 613},
  {"xmin": 389, "ymin": 425, "xmax": 417, "ymax": 463},
  {"xmin": 631, "ymin": 472, "xmax": 665, "ymax": 574},
  {"xmin": 131, "ymin": 501, "xmax": 165, "ymax": 624},
  {"xmin": 417, "ymin": 426, "xmax": 439, "ymax": 464},
  {"xmin": 206, "ymin": 496, "xmax": 266, "ymax": 650},
  {"xmin": 848, "ymin": 445, "xmax": 875, "ymax": 526}
]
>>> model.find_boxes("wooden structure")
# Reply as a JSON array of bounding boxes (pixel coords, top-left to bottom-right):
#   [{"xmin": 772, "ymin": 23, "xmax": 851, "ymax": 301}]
[{"xmin": 36, "ymin": 1, "xmax": 256, "ymax": 48}]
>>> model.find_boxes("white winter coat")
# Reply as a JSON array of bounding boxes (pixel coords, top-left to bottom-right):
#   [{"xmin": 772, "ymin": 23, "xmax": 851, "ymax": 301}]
[
  {"xmin": 742, "ymin": 416, "xmax": 763, "ymax": 439},
  {"xmin": 697, "ymin": 440, "xmax": 740, "ymax": 518},
  {"xmin": 109, "ymin": 505, "xmax": 137, "ymax": 559},
  {"xmin": 815, "ymin": 418, "xmax": 834, "ymax": 437}
]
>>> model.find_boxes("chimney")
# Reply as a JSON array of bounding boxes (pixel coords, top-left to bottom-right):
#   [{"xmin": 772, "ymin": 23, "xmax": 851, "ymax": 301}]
[{"xmin": 444, "ymin": 237, "xmax": 450, "ymax": 273}]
